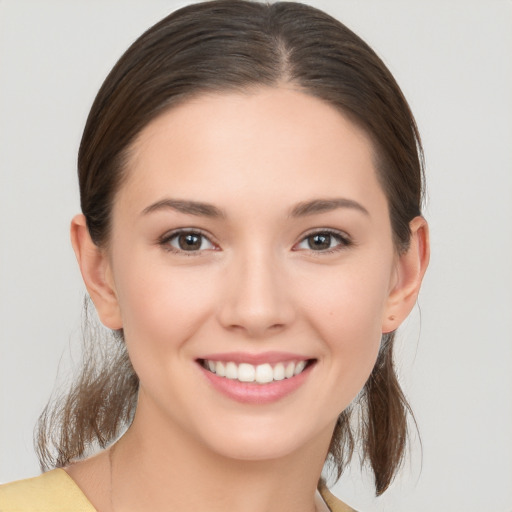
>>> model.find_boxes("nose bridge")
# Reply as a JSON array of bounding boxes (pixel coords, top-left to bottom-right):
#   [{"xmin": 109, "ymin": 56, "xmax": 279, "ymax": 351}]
[{"xmin": 218, "ymin": 242, "xmax": 294, "ymax": 336}]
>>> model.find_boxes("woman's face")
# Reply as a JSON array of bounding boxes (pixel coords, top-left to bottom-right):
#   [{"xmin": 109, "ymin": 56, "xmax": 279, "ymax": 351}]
[{"xmin": 102, "ymin": 87, "xmax": 403, "ymax": 461}]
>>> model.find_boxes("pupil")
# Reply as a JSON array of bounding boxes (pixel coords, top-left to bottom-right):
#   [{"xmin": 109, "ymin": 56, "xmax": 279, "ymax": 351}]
[
  {"xmin": 179, "ymin": 233, "xmax": 201, "ymax": 250},
  {"xmin": 309, "ymin": 234, "xmax": 330, "ymax": 250}
]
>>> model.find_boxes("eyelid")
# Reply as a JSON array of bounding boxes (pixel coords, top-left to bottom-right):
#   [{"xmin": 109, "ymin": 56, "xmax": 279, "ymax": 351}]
[
  {"xmin": 158, "ymin": 228, "xmax": 218, "ymax": 255},
  {"xmin": 157, "ymin": 227, "xmax": 352, "ymax": 255},
  {"xmin": 293, "ymin": 228, "xmax": 353, "ymax": 253}
]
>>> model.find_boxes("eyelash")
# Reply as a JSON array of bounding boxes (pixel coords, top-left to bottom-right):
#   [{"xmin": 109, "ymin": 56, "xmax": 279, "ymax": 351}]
[
  {"xmin": 293, "ymin": 229, "xmax": 352, "ymax": 255},
  {"xmin": 158, "ymin": 229, "xmax": 217, "ymax": 256},
  {"xmin": 158, "ymin": 228, "xmax": 352, "ymax": 256}
]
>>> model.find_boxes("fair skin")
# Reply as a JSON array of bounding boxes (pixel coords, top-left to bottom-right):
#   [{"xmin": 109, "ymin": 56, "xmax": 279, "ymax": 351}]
[{"xmin": 69, "ymin": 87, "xmax": 429, "ymax": 512}]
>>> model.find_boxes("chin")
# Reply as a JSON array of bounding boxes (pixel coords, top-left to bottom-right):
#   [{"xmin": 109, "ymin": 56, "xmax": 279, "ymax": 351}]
[{"xmin": 193, "ymin": 414, "xmax": 335, "ymax": 465}]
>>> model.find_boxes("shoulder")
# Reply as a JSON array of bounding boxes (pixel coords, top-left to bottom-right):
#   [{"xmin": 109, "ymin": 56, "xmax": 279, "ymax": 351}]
[
  {"xmin": 319, "ymin": 484, "xmax": 358, "ymax": 512},
  {"xmin": 0, "ymin": 469, "xmax": 96, "ymax": 512}
]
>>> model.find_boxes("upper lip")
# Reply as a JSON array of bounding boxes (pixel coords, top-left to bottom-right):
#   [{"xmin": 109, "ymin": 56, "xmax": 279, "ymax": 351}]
[{"xmin": 198, "ymin": 351, "xmax": 313, "ymax": 366}]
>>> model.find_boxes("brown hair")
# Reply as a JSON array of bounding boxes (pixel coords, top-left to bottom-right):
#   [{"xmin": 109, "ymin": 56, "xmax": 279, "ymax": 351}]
[{"xmin": 37, "ymin": 0, "xmax": 424, "ymax": 495}]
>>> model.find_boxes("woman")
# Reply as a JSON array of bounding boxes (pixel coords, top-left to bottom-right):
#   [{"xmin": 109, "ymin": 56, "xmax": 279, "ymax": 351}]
[{"xmin": 0, "ymin": 1, "xmax": 429, "ymax": 511}]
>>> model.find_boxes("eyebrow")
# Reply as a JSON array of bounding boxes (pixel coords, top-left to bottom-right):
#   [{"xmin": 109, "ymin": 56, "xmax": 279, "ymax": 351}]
[
  {"xmin": 290, "ymin": 198, "xmax": 369, "ymax": 217},
  {"xmin": 142, "ymin": 199, "xmax": 225, "ymax": 218},
  {"xmin": 141, "ymin": 197, "xmax": 369, "ymax": 219}
]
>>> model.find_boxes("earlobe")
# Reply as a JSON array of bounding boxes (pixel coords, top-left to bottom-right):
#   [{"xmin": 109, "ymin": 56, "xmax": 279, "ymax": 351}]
[
  {"xmin": 382, "ymin": 216, "xmax": 430, "ymax": 333},
  {"xmin": 70, "ymin": 214, "xmax": 123, "ymax": 330}
]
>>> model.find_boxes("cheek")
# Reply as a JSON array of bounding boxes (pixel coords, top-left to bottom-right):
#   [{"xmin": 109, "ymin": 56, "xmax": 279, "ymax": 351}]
[
  {"xmin": 295, "ymin": 260, "xmax": 392, "ymax": 394},
  {"xmin": 325, "ymin": 290, "xmax": 382, "ymax": 379},
  {"xmin": 298, "ymin": 259, "xmax": 391, "ymax": 338},
  {"xmin": 113, "ymin": 258, "xmax": 219, "ymax": 361}
]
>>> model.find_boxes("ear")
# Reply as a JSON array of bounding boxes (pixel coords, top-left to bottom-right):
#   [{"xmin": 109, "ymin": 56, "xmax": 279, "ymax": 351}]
[
  {"xmin": 382, "ymin": 216, "xmax": 430, "ymax": 333},
  {"xmin": 70, "ymin": 214, "xmax": 123, "ymax": 330}
]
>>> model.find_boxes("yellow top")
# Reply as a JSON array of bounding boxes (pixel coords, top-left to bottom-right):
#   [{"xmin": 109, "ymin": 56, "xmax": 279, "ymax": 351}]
[
  {"xmin": 0, "ymin": 469, "xmax": 95, "ymax": 511},
  {"xmin": 0, "ymin": 469, "xmax": 356, "ymax": 512}
]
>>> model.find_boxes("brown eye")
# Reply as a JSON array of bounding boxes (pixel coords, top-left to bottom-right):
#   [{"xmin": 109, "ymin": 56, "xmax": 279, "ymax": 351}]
[
  {"xmin": 294, "ymin": 230, "xmax": 351, "ymax": 253},
  {"xmin": 164, "ymin": 231, "xmax": 215, "ymax": 253},
  {"xmin": 307, "ymin": 233, "xmax": 332, "ymax": 250},
  {"xmin": 178, "ymin": 233, "xmax": 202, "ymax": 251}
]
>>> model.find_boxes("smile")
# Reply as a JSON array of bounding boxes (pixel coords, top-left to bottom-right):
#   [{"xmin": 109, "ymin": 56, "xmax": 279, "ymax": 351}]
[{"xmin": 199, "ymin": 359, "xmax": 313, "ymax": 384}]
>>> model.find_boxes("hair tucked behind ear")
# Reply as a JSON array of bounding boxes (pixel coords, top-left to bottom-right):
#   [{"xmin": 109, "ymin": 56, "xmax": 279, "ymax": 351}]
[{"xmin": 36, "ymin": 0, "xmax": 424, "ymax": 496}]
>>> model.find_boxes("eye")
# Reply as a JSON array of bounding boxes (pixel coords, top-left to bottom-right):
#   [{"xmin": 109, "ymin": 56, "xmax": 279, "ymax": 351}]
[
  {"xmin": 161, "ymin": 230, "xmax": 216, "ymax": 253},
  {"xmin": 294, "ymin": 230, "xmax": 351, "ymax": 253}
]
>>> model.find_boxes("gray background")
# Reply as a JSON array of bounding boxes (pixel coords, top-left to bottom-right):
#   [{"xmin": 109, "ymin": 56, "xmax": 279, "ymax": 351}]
[{"xmin": 1, "ymin": 1, "xmax": 511, "ymax": 510}]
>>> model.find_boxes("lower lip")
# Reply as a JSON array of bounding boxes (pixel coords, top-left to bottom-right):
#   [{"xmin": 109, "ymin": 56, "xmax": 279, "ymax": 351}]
[{"xmin": 200, "ymin": 363, "xmax": 314, "ymax": 404}]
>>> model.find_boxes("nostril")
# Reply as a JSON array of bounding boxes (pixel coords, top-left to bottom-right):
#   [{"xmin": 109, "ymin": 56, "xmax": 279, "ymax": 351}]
[{"xmin": 269, "ymin": 323, "xmax": 286, "ymax": 330}]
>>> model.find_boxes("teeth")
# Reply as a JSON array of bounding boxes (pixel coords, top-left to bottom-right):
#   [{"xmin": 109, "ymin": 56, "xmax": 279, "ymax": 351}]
[
  {"xmin": 205, "ymin": 359, "xmax": 309, "ymax": 384},
  {"xmin": 273, "ymin": 363, "xmax": 285, "ymax": 381},
  {"xmin": 225, "ymin": 362, "xmax": 238, "ymax": 380},
  {"xmin": 238, "ymin": 363, "xmax": 256, "ymax": 382},
  {"xmin": 255, "ymin": 363, "xmax": 273, "ymax": 384},
  {"xmin": 216, "ymin": 361, "xmax": 226, "ymax": 377},
  {"xmin": 294, "ymin": 360, "xmax": 306, "ymax": 375}
]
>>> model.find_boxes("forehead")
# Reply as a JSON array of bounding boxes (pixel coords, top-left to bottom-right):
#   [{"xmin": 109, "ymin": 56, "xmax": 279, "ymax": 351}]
[{"xmin": 119, "ymin": 86, "xmax": 385, "ymax": 215}]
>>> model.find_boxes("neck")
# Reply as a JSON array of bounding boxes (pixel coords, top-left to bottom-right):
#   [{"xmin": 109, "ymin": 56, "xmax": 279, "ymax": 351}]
[{"xmin": 110, "ymin": 397, "xmax": 334, "ymax": 512}]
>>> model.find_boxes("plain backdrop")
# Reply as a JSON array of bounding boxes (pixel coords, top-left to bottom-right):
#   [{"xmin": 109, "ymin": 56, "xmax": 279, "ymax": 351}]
[{"xmin": 1, "ymin": 1, "xmax": 511, "ymax": 511}]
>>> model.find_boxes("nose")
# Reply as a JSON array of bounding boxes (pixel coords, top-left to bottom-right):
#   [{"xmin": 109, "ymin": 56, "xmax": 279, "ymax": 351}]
[{"xmin": 217, "ymin": 248, "xmax": 295, "ymax": 338}]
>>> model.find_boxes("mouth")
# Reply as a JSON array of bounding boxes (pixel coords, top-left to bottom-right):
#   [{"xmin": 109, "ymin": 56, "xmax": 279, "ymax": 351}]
[{"xmin": 198, "ymin": 358, "xmax": 316, "ymax": 385}]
